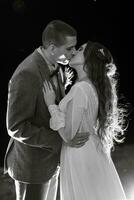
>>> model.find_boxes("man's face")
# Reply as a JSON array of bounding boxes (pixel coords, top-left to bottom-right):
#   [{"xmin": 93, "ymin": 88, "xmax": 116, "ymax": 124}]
[{"xmin": 54, "ymin": 36, "xmax": 77, "ymax": 61}]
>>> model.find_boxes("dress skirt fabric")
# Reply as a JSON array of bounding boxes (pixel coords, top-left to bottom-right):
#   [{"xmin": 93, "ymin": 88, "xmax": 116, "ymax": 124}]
[{"xmin": 60, "ymin": 134, "xmax": 126, "ymax": 200}]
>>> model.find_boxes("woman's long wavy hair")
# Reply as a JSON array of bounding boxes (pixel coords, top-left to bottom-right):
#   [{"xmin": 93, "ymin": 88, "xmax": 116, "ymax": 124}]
[{"xmin": 83, "ymin": 41, "xmax": 126, "ymax": 155}]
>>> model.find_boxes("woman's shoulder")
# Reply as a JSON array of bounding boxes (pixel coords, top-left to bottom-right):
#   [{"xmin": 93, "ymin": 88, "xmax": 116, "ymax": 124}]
[
  {"xmin": 68, "ymin": 81, "xmax": 85, "ymax": 95},
  {"xmin": 59, "ymin": 82, "xmax": 86, "ymax": 108},
  {"xmin": 72, "ymin": 81, "xmax": 93, "ymax": 93},
  {"xmin": 74, "ymin": 81, "xmax": 98, "ymax": 102},
  {"xmin": 59, "ymin": 82, "xmax": 87, "ymax": 110}
]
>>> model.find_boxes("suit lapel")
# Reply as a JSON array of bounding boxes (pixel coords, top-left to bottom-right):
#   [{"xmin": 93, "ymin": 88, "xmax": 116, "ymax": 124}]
[{"xmin": 34, "ymin": 50, "xmax": 62, "ymax": 103}]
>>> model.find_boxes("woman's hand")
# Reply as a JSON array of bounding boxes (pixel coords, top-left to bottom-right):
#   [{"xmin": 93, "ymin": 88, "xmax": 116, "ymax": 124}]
[{"xmin": 43, "ymin": 81, "xmax": 56, "ymax": 107}]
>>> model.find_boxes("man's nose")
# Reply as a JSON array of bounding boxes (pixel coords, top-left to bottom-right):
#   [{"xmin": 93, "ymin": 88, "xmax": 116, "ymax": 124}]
[{"xmin": 72, "ymin": 48, "xmax": 77, "ymax": 56}]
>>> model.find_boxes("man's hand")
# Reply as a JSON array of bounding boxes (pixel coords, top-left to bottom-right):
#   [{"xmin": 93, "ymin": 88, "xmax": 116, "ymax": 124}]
[{"xmin": 66, "ymin": 132, "xmax": 90, "ymax": 148}]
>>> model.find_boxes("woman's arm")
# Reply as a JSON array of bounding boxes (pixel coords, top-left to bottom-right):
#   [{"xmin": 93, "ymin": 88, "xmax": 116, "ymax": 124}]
[{"xmin": 43, "ymin": 82, "xmax": 87, "ymax": 143}]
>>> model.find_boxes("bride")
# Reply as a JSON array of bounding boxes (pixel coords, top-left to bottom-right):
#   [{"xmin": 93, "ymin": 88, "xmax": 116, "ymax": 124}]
[{"xmin": 43, "ymin": 41, "xmax": 127, "ymax": 200}]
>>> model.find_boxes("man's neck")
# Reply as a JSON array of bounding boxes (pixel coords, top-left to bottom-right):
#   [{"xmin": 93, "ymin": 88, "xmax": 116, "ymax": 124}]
[{"xmin": 41, "ymin": 47, "xmax": 55, "ymax": 67}]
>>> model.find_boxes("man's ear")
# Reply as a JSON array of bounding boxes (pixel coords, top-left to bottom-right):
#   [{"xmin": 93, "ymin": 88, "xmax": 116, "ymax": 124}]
[{"xmin": 49, "ymin": 44, "xmax": 56, "ymax": 55}]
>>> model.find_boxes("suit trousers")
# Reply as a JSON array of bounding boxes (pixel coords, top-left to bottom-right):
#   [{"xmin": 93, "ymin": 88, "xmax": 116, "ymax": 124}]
[{"xmin": 14, "ymin": 166, "xmax": 60, "ymax": 200}]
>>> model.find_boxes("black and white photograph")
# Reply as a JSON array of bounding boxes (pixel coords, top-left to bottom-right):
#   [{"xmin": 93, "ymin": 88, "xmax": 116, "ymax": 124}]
[{"xmin": 0, "ymin": 1, "xmax": 133, "ymax": 200}]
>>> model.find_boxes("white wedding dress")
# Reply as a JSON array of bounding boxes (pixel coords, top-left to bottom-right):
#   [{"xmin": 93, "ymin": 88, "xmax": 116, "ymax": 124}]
[{"xmin": 49, "ymin": 81, "xmax": 127, "ymax": 200}]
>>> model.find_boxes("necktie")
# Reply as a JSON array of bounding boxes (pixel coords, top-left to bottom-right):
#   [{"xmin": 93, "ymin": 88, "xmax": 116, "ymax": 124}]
[
  {"xmin": 50, "ymin": 65, "xmax": 65, "ymax": 99},
  {"xmin": 50, "ymin": 65, "xmax": 65, "ymax": 84},
  {"xmin": 50, "ymin": 66, "xmax": 60, "ymax": 78}
]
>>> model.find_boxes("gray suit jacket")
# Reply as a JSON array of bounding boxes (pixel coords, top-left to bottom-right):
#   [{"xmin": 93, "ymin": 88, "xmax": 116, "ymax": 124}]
[{"xmin": 4, "ymin": 49, "xmax": 62, "ymax": 183}]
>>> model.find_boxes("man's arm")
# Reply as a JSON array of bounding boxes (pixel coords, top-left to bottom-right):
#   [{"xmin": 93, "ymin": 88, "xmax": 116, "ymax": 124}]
[
  {"xmin": 7, "ymin": 71, "xmax": 61, "ymax": 152},
  {"xmin": 65, "ymin": 132, "xmax": 89, "ymax": 148}
]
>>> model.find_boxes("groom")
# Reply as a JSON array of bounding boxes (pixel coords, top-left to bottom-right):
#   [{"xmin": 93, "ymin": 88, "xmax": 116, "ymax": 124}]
[{"xmin": 4, "ymin": 20, "xmax": 89, "ymax": 200}]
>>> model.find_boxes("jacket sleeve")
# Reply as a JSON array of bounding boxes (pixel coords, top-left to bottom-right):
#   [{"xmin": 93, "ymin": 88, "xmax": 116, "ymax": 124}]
[{"xmin": 6, "ymin": 70, "xmax": 62, "ymax": 152}]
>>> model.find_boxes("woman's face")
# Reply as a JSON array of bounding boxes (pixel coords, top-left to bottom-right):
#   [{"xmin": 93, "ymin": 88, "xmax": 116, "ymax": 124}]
[{"xmin": 69, "ymin": 43, "xmax": 87, "ymax": 68}]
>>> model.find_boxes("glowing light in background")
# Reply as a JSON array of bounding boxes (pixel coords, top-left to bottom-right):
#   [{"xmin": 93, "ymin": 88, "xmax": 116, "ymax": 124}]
[{"xmin": 126, "ymin": 182, "xmax": 134, "ymax": 200}]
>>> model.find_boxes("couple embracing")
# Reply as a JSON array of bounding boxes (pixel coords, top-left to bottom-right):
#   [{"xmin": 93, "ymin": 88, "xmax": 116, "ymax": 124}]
[{"xmin": 4, "ymin": 20, "xmax": 127, "ymax": 200}]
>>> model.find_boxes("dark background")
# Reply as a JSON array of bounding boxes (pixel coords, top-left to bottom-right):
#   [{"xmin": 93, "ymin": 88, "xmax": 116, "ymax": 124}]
[{"xmin": 0, "ymin": 0, "xmax": 133, "ymax": 166}]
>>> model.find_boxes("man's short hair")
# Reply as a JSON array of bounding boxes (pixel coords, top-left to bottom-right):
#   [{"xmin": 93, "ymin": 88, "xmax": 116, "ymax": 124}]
[{"xmin": 42, "ymin": 20, "xmax": 77, "ymax": 48}]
